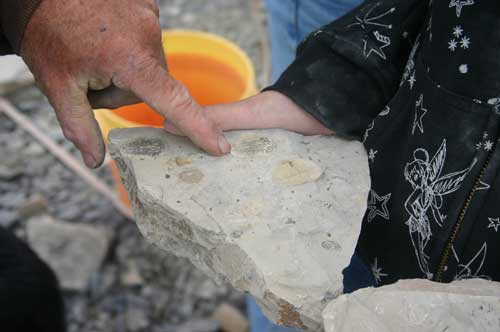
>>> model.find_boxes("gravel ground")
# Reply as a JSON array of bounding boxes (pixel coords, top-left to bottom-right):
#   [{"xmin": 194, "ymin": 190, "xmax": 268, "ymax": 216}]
[{"xmin": 0, "ymin": 1, "xmax": 266, "ymax": 331}]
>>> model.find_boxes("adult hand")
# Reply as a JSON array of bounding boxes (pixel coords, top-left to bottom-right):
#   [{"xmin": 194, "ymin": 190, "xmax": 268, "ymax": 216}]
[
  {"xmin": 21, "ymin": 0, "xmax": 229, "ymax": 168},
  {"xmin": 164, "ymin": 91, "xmax": 333, "ymax": 137}
]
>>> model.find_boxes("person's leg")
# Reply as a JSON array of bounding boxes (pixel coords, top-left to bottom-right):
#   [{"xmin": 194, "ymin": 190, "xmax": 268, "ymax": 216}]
[
  {"xmin": 296, "ymin": 0, "xmax": 363, "ymax": 42},
  {"xmin": 264, "ymin": 0, "xmax": 298, "ymax": 83},
  {"xmin": 246, "ymin": 297, "xmax": 299, "ymax": 332},
  {"xmin": 264, "ymin": 0, "xmax": 363, "ymax": 83},
  {"xmin": 0, "ymin": 226, "xmax": 65, "ymax": 332}
]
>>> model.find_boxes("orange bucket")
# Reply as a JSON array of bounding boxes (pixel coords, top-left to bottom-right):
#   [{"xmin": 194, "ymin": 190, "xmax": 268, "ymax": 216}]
[{"xmin": 94, "ymin": 30, "xmax": 257, "ymax": 207}]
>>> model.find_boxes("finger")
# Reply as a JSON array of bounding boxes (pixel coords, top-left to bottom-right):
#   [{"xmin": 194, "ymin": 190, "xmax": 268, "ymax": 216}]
[
  {"xmin": 122, "ymin": 60, "xmax": 230, "ymax": 155},
  {"xmin": 204, "ymin": 96, "xmax": 265, "ymax": 131},
  {"xmin": 207, "ymin": 91, "xmax": 334, "ymax": 136},
  {"xmin": 47, "ymin": 80, "xmax": 105, "ymax": 168},
  {"xmin": 88, "ymin": 86, "xmax": 141, "ymax": 109}
]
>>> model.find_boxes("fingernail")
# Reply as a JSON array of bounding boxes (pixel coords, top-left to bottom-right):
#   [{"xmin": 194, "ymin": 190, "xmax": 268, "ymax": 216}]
[
  {"xmin": 83, "ymin": 152, "xmax": 98, "ymax": 168},
  {"xmin": 218, "ymin": 135, "xmax": 231, "ymax": 154}
]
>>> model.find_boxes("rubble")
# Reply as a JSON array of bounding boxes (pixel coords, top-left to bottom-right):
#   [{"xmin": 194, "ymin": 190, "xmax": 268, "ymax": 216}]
[
  {"xmin": 323, "ymin": 278, "xmax": 500, "ymax": 332},
  {"xmin": 26, "ymin": 216, "xmax": 111, "ymax": 290},
  {"xmin": 109, "ymin": 127, "xmax": 370, "ymax": 330}
]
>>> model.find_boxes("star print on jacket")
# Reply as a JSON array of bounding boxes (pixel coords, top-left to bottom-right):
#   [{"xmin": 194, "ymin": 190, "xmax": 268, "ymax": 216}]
[
  {"xmin": 367, "ymin": 189, "xmax": 392, "ymax": 223},
  {"xmin": 368, "ymin": 149, "xmax": 378, "ymax": 162},
  {"xmin": 401, "ymin": 39, "xmax": 420, "ymax": 87},
  {"xmin": 487, "ymin": 218, "xmax": 500, "ymax": 232},
  {"xmin": 363, "ymin": 31, "xmax": 391, "ymax": 60},
  {"xmin": 449, "ymin": 0, "xmax": 474, "ymax": 18},
  {"xmin": 412, "ymin": 94, "xmax": 428, "ymax": 135},
  {"xmin": 371, "ymin": 257, "xmax": 388, "ymax": 285},
  {"xmin": 404, "ymin": 139, "xmax": 476, "ymax": 278},
  {"xmin": 347, "ymin": 3, "xmax": 396, "ymax": 60},
  {"xmin": 347, "ymin": 3, "xmax": 395, "ymax": 30},
  {"xmin": 476, "ymin": 181, "xmax": 491, "ymax": 191}
]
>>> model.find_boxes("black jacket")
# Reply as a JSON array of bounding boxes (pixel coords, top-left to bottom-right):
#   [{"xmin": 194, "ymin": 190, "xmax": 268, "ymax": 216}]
[{"xmin": 267, "ymin": 0, "xmax": 500, "ymax": 285}]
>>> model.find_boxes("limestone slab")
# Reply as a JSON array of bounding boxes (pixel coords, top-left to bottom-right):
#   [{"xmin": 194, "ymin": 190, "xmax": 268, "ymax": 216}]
[
  {"xmin": 109, "ymin": 127, "xmax": 370, "ymax": 330},
  {"xmin": 323, "ymin": 278, "xmax": 500, "ymax": 332}
]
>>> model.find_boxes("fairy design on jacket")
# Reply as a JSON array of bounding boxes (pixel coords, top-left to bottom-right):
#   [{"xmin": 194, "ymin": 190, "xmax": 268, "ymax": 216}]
[{"xmin": 404, "ymin": 139, "xmax": 476, "ymax": 278}]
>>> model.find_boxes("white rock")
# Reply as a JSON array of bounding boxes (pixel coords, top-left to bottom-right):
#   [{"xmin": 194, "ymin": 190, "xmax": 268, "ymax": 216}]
[
  {"xmin": 0, "ymin": 55, "xmax": 34, "ymax": 94},
  {"xmin": 109, "ymin": 127, "xmax": 370, "ymax": 330},
  {"xmin": 323, "ymin": 278, "xmax": 500, "ymax": 332},
  {"xmin": 27, "ymin": 216, "xmax": 110, "ymax": 290}
]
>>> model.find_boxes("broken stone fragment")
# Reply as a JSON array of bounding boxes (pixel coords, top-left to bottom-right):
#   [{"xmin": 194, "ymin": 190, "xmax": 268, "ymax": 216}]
[
  {"xmin": 109, "ymin": 127, "xmax": 370, "ymax": 330},
  {"xmin": 323, "ymin": 278, "xmax": 500, "ymax": 332},
  {"xmin": 27, "ymin": 215, "xmax": 110, "ymax": 290}
]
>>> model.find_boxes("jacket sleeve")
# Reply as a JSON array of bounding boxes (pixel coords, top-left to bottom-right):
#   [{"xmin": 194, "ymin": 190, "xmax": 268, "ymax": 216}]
[
  {"xmin": 265, "ymin": 0, "xmax": 428, "ymax": 140},
  {"xmin": 0, "ymin": 0, "xmax": 42, "ymax": 54}
]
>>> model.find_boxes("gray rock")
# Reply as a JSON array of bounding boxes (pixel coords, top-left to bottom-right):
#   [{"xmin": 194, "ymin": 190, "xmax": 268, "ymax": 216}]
[
  {"xmin": 26, "ymin": 216, "xmax": 111, "ymax": 290},
  {"xmin": 23, "ymin": 141, "xmax": 45, "ymax": 157},
  {"xmin": 125, "ymin": 308, "xmax": 150, "ymax": 332},
  {"xmin": 2, "ymin": 191, "xmax": 27, "ymax": 208},
  {"xmin": 323, "ymin": 279, "xmax": 500, "ymax": 332},
  {"xmin": 0, "ymin": 158, "xmax": 23, "ymax": 181},
  {"xmin": 16, "ymin": 193, "xmax": 48, "ymax": 219},
  {"xmin": 109, "ymin": 127, "xmax": 370, "ymax": 330},
  {"xmin": 196, "ymin": 279, "xmax": 219, "ymax": 300}
]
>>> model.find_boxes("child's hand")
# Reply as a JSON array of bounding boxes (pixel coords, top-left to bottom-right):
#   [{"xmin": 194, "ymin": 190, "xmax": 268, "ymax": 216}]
[{"xmin": 164, "ymin": 91, "xmax": 333, "ymax": 138}]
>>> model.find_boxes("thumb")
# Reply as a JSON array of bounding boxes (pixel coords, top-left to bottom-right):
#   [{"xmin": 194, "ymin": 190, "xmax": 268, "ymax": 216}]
[
  {"xmin": 47, "ymin": 80, "xmax": 105, "ymax": 168},
  {"xmin": 123, "ymin": 61, "xmax": 230, "ymax": 155}
]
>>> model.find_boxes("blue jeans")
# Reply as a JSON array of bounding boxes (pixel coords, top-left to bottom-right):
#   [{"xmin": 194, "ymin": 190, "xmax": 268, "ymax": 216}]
[{"xmin": 264, "ymin": 0, "xmax": 363, "ymax": 83}]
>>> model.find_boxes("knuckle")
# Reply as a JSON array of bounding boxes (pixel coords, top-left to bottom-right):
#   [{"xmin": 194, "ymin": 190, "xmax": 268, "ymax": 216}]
[
  {"xmin": 118, "ymin": 54, "xmax": 157, "ymax": 87},
  {"xmin": 165, "ymin": 84, "xmax": 198, "ymax": 121}
]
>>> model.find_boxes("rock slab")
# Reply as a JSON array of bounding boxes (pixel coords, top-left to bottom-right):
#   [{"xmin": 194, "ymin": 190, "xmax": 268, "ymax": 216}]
[
  {"xmin": 323, "ymin": 278, "xmax": 500, "ymax": 332},
  {"xmin": 27, "ymin": 216, "xmax": 110, "ymax": 290},
  {"xmin": 109, "ymin": 128, "xmax": 370, "ymax": 330}
]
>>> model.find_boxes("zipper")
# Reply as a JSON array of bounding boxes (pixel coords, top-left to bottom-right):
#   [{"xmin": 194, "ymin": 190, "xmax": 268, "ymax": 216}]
[{"xmin": 434, "ymin": 141, "xmax": 497, "ymax": 282}]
